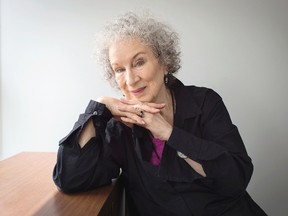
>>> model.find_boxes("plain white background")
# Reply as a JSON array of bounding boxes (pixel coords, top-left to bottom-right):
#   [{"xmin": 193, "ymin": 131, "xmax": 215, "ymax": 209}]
[{"xmin": 1, "ymin": 0, "xmax": 287, "ymax": 215}]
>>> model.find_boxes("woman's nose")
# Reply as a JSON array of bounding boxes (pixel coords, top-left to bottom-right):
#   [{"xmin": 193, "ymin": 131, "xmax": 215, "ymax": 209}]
[{"xmin": 125, "ymin": 69, "xmax": 139, "ymax": 86}]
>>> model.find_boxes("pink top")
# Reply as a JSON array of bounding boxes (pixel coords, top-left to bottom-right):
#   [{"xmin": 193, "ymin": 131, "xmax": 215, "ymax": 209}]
[{"xmin": 150, "ymin": 137, "xmax": 165, "ymax": 166}]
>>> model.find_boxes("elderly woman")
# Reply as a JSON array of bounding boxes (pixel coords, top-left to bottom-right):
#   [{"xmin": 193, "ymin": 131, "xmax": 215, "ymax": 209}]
[{"xmin": 53, "ymin": 12, "xmax": 267, "ymax": 216}]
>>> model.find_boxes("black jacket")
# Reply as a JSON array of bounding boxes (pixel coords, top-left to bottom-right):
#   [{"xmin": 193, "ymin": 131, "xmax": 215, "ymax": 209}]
[{"xmin": 53, "ymin": 79, "xmax": 267, "ymax": 216}]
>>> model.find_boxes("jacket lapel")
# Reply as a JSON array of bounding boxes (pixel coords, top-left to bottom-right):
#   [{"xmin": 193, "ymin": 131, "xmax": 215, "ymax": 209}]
[{"xmin": 172, "ymin": 79, "xmax": 202, "ymax": 127}]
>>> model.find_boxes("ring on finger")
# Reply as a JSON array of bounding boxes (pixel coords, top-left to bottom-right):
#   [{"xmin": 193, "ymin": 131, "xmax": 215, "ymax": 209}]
[{"xmin": 137, "ymin": 110, "xmax": 145, "ymax": 118}]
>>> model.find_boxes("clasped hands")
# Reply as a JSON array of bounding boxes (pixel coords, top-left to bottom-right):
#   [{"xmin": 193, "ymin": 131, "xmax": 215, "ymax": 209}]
[{"xmin": 97, "ymin": 96, "xmax": 173, "ymax": 140}]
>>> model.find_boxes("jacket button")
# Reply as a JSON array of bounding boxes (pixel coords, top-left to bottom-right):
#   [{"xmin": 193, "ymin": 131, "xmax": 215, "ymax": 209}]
[{"xmin": 93, "ymin": 111, "xmax": 98, "ymax": 115}]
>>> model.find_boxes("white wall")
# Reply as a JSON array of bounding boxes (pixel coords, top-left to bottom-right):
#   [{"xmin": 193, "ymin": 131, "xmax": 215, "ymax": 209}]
[
  {"xmin": 1, "ymin": 0, "xmax": 287, "ymax": 215},
  {"xmin": 0, "ymin": 0, "xmax": 2, "ymax": 159}
]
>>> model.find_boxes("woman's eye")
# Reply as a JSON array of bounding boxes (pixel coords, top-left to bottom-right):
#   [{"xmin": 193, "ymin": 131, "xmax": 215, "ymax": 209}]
[
  {"xmin": 115, "ymin": 68, "xmax": 125, "ymax": 73},
  {"xmin": 134, "ymin": 60, "xmax": 145, "ymax": 67}
]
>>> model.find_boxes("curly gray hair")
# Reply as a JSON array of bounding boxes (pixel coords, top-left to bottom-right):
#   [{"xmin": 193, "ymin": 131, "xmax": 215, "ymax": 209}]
[{"xmin": 94, "ymin": 11, "xmax": 181, "ymax": 87}]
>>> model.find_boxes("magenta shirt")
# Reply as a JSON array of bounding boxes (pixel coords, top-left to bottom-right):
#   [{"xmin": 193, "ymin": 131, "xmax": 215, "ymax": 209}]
[{"xmin": 150, "ymin": 137, "xmax": 165, "ymax": 166}]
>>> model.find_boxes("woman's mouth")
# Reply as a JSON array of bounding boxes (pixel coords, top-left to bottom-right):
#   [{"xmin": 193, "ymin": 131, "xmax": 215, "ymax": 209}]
[{"xmin": 131, "ymin": 87, "xmax": 146, "ymax": 95}]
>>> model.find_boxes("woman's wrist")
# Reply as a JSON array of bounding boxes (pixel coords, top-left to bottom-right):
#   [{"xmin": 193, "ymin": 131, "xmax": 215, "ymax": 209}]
[
  {"xmin": 151, "ymin": 124, "xmax": 173, "ymax": 141},
  {"xmin": 164, "ymin": 125, "xmax": 173, "ymax": 141},
  {"xmin": 78, "ymin": 119, "xmax": 96, "ymax": 148}
]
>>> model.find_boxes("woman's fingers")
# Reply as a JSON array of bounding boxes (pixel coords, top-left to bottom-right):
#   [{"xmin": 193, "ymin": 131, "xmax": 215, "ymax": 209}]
[
  {"xmin": 118, "ymin": 104, "xmax": 160, "ymax": 114},
  {"xmin": 120, "ymin": 98, "xmax": 165, "ymax": 108},
  {"xmin": 118, "ymin": 99, "xmax": 165, "ymax": 114},
  {"xmin": 146, "ymin": 102, "xmax": 166, "ymax": 109},
  {"xmin": 119, "ymin": 98, "xmax": 135, "ymax": 104},
  {"xmin": 117, "ymin": 99, "xmax": 167, "ymax": 127},
  {"xmin": 120, "ymin": 114, "xmax": 145, "ymax": 125},
  {"xmin": 141, "ymin": 103, "xmax": 165, "ymax": 113}
]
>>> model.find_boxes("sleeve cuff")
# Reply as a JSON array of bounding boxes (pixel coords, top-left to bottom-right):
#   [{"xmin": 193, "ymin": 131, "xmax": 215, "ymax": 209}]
[{"xmin": 85, "ymin": 100, "xmax": 113, "ymax": 122}]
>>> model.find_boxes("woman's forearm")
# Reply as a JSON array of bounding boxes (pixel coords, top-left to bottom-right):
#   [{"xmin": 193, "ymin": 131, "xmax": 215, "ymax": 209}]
[
  {"xmin": 78, "ymin": 119, "xmax": 96, "ymax": 148},
  {"xmin": 184, "ymin": 158, "xmax": 207, "ymax": 177}
]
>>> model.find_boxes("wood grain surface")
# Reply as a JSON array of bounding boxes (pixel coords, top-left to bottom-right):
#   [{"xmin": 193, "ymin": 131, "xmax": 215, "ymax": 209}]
[{"xmin": 0, "ymin": 152, "xmax": 121, "ymax": 216}]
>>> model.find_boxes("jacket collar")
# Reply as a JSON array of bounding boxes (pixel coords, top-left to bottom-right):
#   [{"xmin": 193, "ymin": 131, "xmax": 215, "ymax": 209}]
[{"xmin": 171, "ymin": 79, "xmax": 202, "ymax": 127}]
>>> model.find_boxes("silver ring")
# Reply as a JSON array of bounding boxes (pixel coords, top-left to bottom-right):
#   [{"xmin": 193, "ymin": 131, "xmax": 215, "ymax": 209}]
[{"xmin": 138, "ymin": 110, "xmax": 144, "ymax": 118}]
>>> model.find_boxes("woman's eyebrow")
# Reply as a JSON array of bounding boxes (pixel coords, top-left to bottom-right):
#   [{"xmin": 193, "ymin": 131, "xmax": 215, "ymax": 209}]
[
  {"xmin": 111, "ymin": 51, "xmax": 146, "ymax": 66},
  {"xmin": 131, "ymin": 52, "xmax": 146, "ymax": 61}
]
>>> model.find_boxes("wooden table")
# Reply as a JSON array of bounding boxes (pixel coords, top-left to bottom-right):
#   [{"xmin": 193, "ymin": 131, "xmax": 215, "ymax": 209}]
[{"xmin": 0, "ymin": 152, "xmax": 123, "ymax": 216}]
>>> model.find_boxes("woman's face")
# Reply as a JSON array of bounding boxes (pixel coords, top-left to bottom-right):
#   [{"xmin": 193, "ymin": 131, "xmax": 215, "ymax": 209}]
[{"xmin": 109, "ymin": 38, "xmax": 167, "ymax": 103}]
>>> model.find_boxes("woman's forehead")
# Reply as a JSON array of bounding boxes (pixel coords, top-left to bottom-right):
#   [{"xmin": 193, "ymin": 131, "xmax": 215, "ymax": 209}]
[{"xmin": 109, "ymin": 39, "xmax": 152, "ymax": 62}]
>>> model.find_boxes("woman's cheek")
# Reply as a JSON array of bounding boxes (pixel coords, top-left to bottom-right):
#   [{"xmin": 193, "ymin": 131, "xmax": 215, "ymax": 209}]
[
  {"xmin": 115, "ymin": 75, "xmax": 123, "ymax": 87},
  {"xmin": 115, "ymin": 76, "xmax": 128, "ymax": 97}
]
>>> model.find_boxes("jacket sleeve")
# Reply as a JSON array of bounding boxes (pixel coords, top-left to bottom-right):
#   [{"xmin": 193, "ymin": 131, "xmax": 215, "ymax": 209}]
[
  {"xmin": 53, "ymin": 100, "xmax": 120, "ymax": 193},
  {"xmin": 167, "ymin": 89, "xmax": 254, "ymax": 197}
]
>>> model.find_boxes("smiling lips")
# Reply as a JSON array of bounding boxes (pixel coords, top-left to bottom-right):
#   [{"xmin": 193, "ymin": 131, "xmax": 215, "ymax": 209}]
[{"xmin": 131, "ymin": 86, "xmax": 146, "ymax": 95}]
